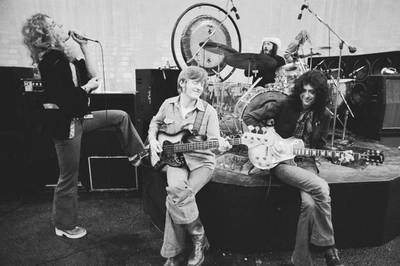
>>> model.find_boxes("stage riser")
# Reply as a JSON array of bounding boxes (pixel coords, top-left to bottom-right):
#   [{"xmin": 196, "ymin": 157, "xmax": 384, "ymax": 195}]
[
  {"xmin": 141, "ymin": 165, "xmax": 400, "ymax": 251},
  {"xmin": 330, "ymin": 182, "xmax": 395, "ymax": 248}
]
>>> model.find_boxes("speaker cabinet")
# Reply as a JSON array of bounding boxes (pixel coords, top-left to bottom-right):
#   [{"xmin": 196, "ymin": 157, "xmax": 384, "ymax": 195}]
[
  {"xmin": 80, "ymin": 127, "xmax": 137, "ymax": 190},
  {"xmin": 343, "ymin": 75, "xmax": 400, "ymax": 139},
  {"xmin": 135, "ymin": 69, "xmax": 180, "ymax": 139},
  {"xmin": 367, "ymin": 75, "xmax": 400, "ymax": 133},
  {"xmin": 0, "ymin": 66, "xmax": 34, "ymax": 130},
  {"xmin": 88, "ymin": 156, "xmax": 138, "ymax": 191}
]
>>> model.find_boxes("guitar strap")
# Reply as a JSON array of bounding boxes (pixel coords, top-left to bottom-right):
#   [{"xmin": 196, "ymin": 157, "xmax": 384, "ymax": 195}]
[{"xmin": 192, "ymin": 100, "xmax": 208, "ymax": 136}]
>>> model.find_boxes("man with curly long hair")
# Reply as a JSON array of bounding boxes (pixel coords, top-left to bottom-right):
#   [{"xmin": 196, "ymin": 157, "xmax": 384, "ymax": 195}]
[{"xmin": 244, "ymin": 70, "xmax": 344, "ymax": 266}]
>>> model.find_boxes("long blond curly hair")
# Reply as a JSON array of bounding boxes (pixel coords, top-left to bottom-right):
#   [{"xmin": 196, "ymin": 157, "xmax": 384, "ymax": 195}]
[{"xmin": 21, "ymin": 13, "xmax": 65, "ymax": 64}]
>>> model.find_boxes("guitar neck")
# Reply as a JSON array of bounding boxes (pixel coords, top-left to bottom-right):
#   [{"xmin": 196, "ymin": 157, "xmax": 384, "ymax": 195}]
[
  {"xmin": 294, "ymin": 148, "xmax": 362, "ymax": 160},
  {"xmin": 169, "ymin": 138, "xmax": 242, "ymax": 153}
]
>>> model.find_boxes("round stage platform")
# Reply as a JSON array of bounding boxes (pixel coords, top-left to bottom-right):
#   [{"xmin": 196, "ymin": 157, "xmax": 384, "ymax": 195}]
[{"xmin": 140, "ymin": 142, "xmax": 400, "ymax": 252}]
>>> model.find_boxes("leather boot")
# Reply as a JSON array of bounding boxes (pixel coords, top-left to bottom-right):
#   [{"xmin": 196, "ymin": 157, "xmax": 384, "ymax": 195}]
[
  {"xmin": 186, "ymin": 218, "xmax": 210, "ymax": 266},
  {"xmin": 163, "ymin": 254, "xmax": 184, "ymax": 266},
  {"xmin": 324, "ymin": 247, "xmax": 344, "ymax": 266}
]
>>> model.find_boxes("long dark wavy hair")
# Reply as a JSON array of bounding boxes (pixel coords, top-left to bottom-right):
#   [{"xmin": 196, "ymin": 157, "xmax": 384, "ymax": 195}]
[{"xmin": 289, "ymin": 70, "xmax": 329, "ymax": 115}]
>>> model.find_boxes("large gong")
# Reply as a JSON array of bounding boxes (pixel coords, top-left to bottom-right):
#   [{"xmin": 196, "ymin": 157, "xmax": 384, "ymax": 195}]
[{"xmin": 171, "ymin": 3, "xmax": 242, "ymax": 81}]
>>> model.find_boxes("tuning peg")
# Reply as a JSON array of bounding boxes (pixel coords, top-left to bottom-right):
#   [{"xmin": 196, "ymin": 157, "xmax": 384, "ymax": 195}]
[
  {"xmin": 248, "ymin": 125, "xmax": 254, "ymax": 132},
  {"xmin": 261, "ymin": 127, "xmax": 267, "ymax": 134},
  {"xmin": 255, "ymin": 126, "xmax": 260, "ymax": 133}
]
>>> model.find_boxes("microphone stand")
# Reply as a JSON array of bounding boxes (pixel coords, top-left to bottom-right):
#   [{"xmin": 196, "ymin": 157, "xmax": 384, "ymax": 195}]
[{"xmin": 303, "ymin": 4, "xmax": 356, "ymax": 147}]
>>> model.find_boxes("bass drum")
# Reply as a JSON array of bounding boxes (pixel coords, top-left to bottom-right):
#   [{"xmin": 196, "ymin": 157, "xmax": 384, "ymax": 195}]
[{"xmin": 234, "ymin": 87, "xmax": 288, "ymax": 131}]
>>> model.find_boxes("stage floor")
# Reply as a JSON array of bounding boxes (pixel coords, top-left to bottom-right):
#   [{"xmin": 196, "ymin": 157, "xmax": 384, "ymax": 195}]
[
  {"xmin": 138, "ymin": 138, "xmax": 400, "ymax": 251},
  {"xmin": 1, "ymin": 193, "xmax": 400, "ymax": 266}
]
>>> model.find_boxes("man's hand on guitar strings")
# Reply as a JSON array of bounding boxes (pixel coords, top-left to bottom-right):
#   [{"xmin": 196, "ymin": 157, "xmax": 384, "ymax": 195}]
[
  {"xmin": 149, "ymin": 137, "xmax": 162, "ymax": 167},
  {"xmin": 270, "ymin": 141, "xmax": 284, "ymax": 158},
  {"xmin": 217, "ymin": 136, "xmax": 232, "ymax": 153}
]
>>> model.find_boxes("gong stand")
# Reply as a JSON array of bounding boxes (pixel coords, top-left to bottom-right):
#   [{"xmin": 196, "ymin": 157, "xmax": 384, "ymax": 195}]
[{"xmin": 186, "ymin": 7, "xmax": 236, "ymax": 68}]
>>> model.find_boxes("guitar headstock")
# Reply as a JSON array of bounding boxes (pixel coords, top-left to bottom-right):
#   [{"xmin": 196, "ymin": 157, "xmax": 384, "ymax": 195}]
[{"xmin": 361, "ymin": 149, "xmax": 385, "ymax": 165}]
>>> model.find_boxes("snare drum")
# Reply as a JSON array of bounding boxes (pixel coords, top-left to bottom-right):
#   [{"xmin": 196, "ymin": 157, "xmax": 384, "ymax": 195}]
[{"xmin": 234, "ymin": 87, "xmax": 288, "ymax": 130}]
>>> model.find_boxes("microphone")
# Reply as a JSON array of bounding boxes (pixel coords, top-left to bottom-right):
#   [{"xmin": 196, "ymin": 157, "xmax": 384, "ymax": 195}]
[
  {"xmin": 298, "ymin": 4, "xmax": 308, "ymax": 20},
  {"xmin": 348, "ymin": 45, "xmax": 357, "ymax": 53},
  {"xmin": 230, "ymin": 0, "xmax": 240, "ymax": 19},
  {"xmin": 68, "ymin": 30, "xmax": 98, "ymax": 42}
]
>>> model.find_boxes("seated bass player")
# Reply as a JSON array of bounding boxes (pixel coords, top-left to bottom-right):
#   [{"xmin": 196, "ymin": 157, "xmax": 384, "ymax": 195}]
[
  {"xmin": 147, "ymin": 66, "xmax": 231, "ymax": 266},
  {"xmin": 243, "ymin": 70, "xmax": 348, "ymax": 266}
]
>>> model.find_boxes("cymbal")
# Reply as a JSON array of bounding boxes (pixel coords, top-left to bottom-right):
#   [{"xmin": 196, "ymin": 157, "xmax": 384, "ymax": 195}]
[
  {"xmin": 199, "ymin": 41, "xmax": 238, "ymax": 55},
  {"xmin": 298, "ymin": 52, "xmax": 321, "ymax": 58},
  {"xmin": 282, "ymin": 63, "xmax": 298, "ymax": 71},
  {"xmin": 315, "ymin": 46, "xmax": 332, "ymax": 50},
  {"xmin": 224, "ymin": 53, "xmax": 277, "ymax": 70}
]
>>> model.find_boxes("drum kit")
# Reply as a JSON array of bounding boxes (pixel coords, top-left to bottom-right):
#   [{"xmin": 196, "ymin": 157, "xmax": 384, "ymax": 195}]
[{"xmin": 199, "ymin": 39, "xmax": 356, "ymax": 136}]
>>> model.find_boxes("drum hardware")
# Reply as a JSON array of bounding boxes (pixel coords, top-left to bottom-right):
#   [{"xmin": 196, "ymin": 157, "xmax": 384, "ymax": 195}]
[
  {"xmin": 297, "ymin": 52, "xmax": 321, "ymax": 58},
  {"xmin": 315, "ymin": 46, "xmax": 332, "ymax": 50},
  {"xmin": 300, "ymin": 3, "xmax": 357, "ymax": 147},
  {"xmin": 185, "ymin": 3, "xmax": 239, "ymax": 65},
  {"xmin": 329, "ymin": 75, "xmax": 355, "ymax": 142},
  {"xmin": 325, "ymin": 107, "xmax": 344, "ymax": 128},
  {"xmin": 248, "ymin": 69, "xmax": 259, "ymax": 84},
  {"xmin": 342, "ymin": 110, "xmax": 349, "ymax": 140},
  {"xmin": 250, "ymin": 77, "xmax": 262, "ymax": 89},
  {"xmin": 199, "ymin": 41, "xmax": 238, "ymax": 55},
  {"xmin": 349, "ymin": 66, "xmax": 366, "ymax": 78},
  {"xmin": 313, "ymin": 59, "xmax": 326, "ymax": 70}
]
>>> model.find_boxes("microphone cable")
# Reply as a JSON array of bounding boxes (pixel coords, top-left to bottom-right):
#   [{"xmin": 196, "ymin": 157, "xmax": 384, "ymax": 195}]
[{"xmin": 96, "ymin": 41, "xmax": 108, "ymax": 121}]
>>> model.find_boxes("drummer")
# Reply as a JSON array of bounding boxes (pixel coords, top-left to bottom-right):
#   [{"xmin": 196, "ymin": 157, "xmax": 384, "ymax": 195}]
[{"xmin": 245, "ymin": 37, "xmax": 286, "ymax": 87}]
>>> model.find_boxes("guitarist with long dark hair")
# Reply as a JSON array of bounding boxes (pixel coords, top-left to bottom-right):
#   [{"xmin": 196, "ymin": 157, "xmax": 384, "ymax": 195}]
[
  {"xmin": 244, "ymin": 70, "xmax": 347, "ymax": 266},
  {"xmin": 147, "ymin": 66, "xmax": 231, "ymax": 266}
]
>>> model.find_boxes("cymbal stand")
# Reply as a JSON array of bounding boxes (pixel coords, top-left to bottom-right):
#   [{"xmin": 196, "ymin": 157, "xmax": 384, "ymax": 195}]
[
  {"xmin": 328, "ymin": 72, "xmax": 355, "ymax": 142},
  {"xmin": 342, "ymin": 110, "xmax": 349, "ymax": 140},
  {"xmin": 303, "ymin": 3, "xmax": 357, "ymax": 147}
]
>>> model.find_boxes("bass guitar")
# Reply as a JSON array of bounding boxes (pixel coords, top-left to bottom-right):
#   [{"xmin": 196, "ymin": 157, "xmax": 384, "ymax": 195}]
[
  {"xmin": 247, "ymin": 127, "xmax": 385, "ymax": 170},
  {"xmin": 150, "ymin": 129, "xmax": 268, "ymax": 169}
]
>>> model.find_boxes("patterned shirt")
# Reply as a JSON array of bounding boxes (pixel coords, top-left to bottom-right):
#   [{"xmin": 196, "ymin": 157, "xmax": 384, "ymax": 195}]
[
  {"xmin": 148, "ymin": 95, "xmax": 221, "ymax": 170},
  {"xmin": 293, "ymin": 110, "xmax": 314, "ymax": 146}
]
